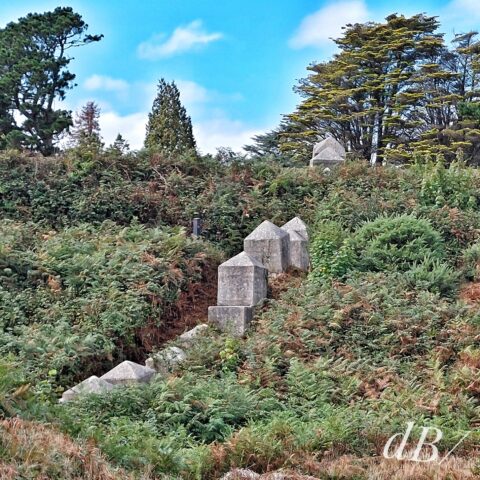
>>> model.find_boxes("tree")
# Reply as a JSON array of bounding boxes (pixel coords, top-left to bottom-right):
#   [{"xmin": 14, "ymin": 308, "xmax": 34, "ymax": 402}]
[
  {"xmin": 0, "ymin": 7, "xmax": 102, "ymax": 155},
  {"xmin": 71, "ymin": 101, "xmax": 103, "ymax": 150},
  {"xmin": 397, "ymin": 32, "xmax": 480, "ymax": 163},
  {"xmin": 451, "ymin": 31, "xmax": 480, "ymax": 101},
  {"xmin": 0, "ymin": 93, "xmax": 15, "ymax": 149},
  {"xmin": 145, "ymin": 79, "xmax": 196, "ymax": 155},
  {"xmin": 244, "ymin": 121, "xmax": 300, "ymax": 157},
  {"xmin": 282, "ymin": 14, "xmax": 452, "ymax": 164},
  {"xmin": 107, "ymin": 133, "xmax": 130, "ymax": 155},
  {"xmin": 244, "ymin": 121, "xmax": 307, "ymax": 165}
]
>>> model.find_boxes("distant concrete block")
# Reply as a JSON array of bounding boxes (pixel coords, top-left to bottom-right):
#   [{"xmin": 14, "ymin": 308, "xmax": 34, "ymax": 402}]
[
  {"xmin": 244, "ymin": 220, "xmax": 290, "ymax": 273},
  {"xmin": 310, "ymin": 137, "xmax": 346, "ymax": 167},
  {"xmin": 146, "ymin": 346, "xmax": 187, "ymax": 374},
  {"xmin": 217, "ymin": 251, "xmax": 267, "ymax": 306},
  {"xmin": 178, "ymin": 324, "xmax": 209, "ymax": 346},
  {"xmin": 208, "ymin": 305, "xmax": 253, "ymax": 337},
  {"xmin": 281, "ymin": 216, "xmax": 309, "ymax": 240},
  {"xmin": 60, "ymin": 375, "xmax": 114, "ymax": 403},
  {"xmin": 100, "ymin": 360, "xmax": 155, "ymax": 386},
  {"xmin": 285, "ymin": 229, "xmax": 310, "ymax": 271}
]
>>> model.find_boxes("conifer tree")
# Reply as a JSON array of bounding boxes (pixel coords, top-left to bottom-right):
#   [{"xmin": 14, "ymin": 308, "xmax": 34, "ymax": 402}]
[
  {"xmin": 145, "ymin": 79, "xmax": 196, "ymax": 155},
  {"xmin": 399, "ymin": 32, "xmax": 480, "ymax": 162},
  {"xmin": 107, "ymin": 133, "xmax": 130, "ymax": 155},
  {"xmin": 0, "ymin": 7, "xmax": 102, "ymax": 155},
  {"xmin": 282, "ymin": 14, "xmax": 453, "ymax": 163},
  {"xmin": 71, "ymin": 101, "xmax": 103, "ymax": 151}
]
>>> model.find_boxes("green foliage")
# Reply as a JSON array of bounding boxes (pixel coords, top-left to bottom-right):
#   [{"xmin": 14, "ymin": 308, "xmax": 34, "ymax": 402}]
[
  {"xmin": 0, "ymin": 7, "xmax": 102, "ymax": 155},
  {"xmin": 403, "ymin": 254, "xmax": 460, "ymax": 297},
  {"xmin": 0, "ymin": 151, "xmax": 327, "ymax": 256},
  {"xmin": 417, "ymin": 156, "xmax": 479, "ymax": 208},
  {"xmin": 461, "ymin": 241, "xmax": 480, "ymax": 281},
  {"xmin": 219, "ymin": 338, "xmax": 242, "ymax": 372},
  {"xmin": 309, "ymin": 221, "xmax": 353, "ymax": 280},
  {"xmin": 59, "ymin": 373, "xmax": 282, "ymax": 476},
  {"xmin": 0, "ymin": 220, "xmax": 221, "ymax": 387},
  {"xmin": 145, "ymin": 79, "xmax": 196, "ymax": 155},
  {"xmin": 349, "ymin": 214, "xmax": 445, "ymax": 272},
  {"xmin": 0, "ymin": 358, "xmax": 30, "ymax": 417},
  {"xmin": 2, "ymin": 157, "xmax": 480, "ymax": 478}
]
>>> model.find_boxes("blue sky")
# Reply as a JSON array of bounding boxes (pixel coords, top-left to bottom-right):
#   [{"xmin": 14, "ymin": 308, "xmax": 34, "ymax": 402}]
[{"xmin": 2, "ymin": 0, "xmax": 480, "ymax": 153}]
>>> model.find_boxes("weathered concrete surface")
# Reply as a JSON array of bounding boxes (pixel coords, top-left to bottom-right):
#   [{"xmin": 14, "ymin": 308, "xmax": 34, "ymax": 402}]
[
  {"xmin": 100, "ymin": 360, "xmax": 155, "ymax": 386},
  {"xmin": 208, "ymin": 305, "xmax": 253, "ymax": 337},
  {"xmin": 178, "ymin": 323, "xmax": 209, "ymax": 345},
  {"xmin": 244, "ymin": 221, "xmax": 290, "ymax": 273},
  {"xmin": 285, "ymin": 229, "xmax": 309, "ymax": 270},
  {"xmin": 281, "ymin": 216, "xmax": 309, "ymax": 240},
  {"xmin": 146, "ymin": 346, "xmax": 187, "ymax": 373},
  {"xmin": 217, "ymin": 251, "xmax": 267, "ymax": 306},
  {"xmin": 311, "ymin": 137, "xmax": 346, "ymax": 167},
  {"xmin": 60, "ymin": 375, "xmax": 114, "ymax": 403}
]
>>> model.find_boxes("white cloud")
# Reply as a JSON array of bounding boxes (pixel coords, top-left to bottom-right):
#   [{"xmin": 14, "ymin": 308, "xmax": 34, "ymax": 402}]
[
  {"xmin": 176, "ymin": 80, "xmax": 210, "ymax": 105},
  {"xmin": 441, "ymin": 0, "xmax": 480, "ymax": 32},
  {"xmin": 99, "ymin": 111, "xmax": 147, "ymax": 149},
  {"xmin": 193, "ymin": 116, "xmax": 264, "ymax": 154},
  {"xmin": 137, "ymin": 20, "xmax": 222, "ymax": 59},
  {"xmin": 84, "ymin": 74, "xmax": 129, "ymax": 93},
  {"xmin": 289, "ymin": 0, "xmax": 369, "ymax": 49}
]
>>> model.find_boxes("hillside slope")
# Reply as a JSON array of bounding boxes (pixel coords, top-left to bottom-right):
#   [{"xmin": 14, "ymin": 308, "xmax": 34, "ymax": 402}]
[{"xmin": 1, "ymin": 153, "xmax": 480, "ymax": 479}]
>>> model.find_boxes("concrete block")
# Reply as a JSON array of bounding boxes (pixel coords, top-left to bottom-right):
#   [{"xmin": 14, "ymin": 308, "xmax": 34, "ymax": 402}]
[
  {"xmin": 281, "ymin": 216, "xmax": 309, "ymax": 240},
  {"xmin": 217, "ymin": 251, "xmax": 267, "ymax": 306},
  {"xmin": 244, "ymin": 220, "xmax": 290, "ymax": 273},
  {"xmin": 100, "ymin": 360, "xmax": 155, "ymax": 386},
  {"xmin": 208, "ymin": 305, "xmax": 253, "ymax": 337},
  {"xmin": 60, "ymin": 375, "xmax": 114, "ymax": 403}
]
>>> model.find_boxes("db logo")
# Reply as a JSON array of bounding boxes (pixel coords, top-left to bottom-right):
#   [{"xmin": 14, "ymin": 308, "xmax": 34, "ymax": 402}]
[{"xmin": 383, "ymin": 421, "xmax": 470, "ymax": 463}]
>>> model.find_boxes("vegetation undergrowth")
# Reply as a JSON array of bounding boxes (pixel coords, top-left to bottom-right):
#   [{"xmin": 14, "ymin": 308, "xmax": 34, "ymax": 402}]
[{"xmin": 2, "ymin": 154, "xmax": 480, "ymax": 479}]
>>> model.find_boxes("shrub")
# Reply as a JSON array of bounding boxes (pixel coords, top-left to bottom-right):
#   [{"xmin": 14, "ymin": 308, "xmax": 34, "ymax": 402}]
[
  {"xmin": 414, "ymin": 205, "xmax": 480, "ymax": 255},
  {"xmin": 0, "ymin": 220, "xmax": 221, "ymax": 387},
  {"xmin": 403, "ymin": 254, "xmax": 460, "ymax": 297},
  {"xmin": 310, "ymin": 221, "xmax": 354, "ymax": 280},
  {"xmin": 349, "ymin": 214, "xmax": 445, "ymax": 272},
  {"xmin": 461, "ymin": 242, "xmax": 480, "ymax": 281},
  {"xmin": 417, "ymin": 157, "xmax": 479, "ymax": 209}
]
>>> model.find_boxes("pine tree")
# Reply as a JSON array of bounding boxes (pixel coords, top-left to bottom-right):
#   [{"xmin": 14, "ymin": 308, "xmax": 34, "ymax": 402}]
[
  {"xmin": 71, "ymin": 101, "xmax": 103, "ymax": 151},
  {"xmin": 282, "ymin": 14, "xmax": 452, "ymax": 164},
  {"xmin": 399, "ymin": 32, "xmax": 480, "ymax": 163},
  {"xmin": 145, "ymin": 79, "xmax": 196, "ymax": 155},
  {"xmin": 0, "ymin": 7, "xmax": 102, "ymax": 155},
  {"xmin": 107, "ymin": 133, "xmax": 130, "ymax": 155}
]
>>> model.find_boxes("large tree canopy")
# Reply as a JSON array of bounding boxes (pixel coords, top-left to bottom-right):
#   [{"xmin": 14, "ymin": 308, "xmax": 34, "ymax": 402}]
[
  {"xmin": 0, "ymin": 7, "xmax": 102, "ymax": 155},
  {"xmin": 275, "ymin": 14, "xmax": 480, "ymax": 164}
]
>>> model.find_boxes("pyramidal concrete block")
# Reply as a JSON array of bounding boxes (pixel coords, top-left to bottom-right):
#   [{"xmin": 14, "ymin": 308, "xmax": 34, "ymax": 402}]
[
  {"xmin": 311, "ymin": 137, "xmax": 346, "ymax": 167},
  {"xmin": 313, "ymin": 136, "xmax": 346, "ymax": 158},
  {"xmin": 285, "ymin": 229, "xmax": 310, "ymax": 271},
  {"xmin": 208, "ymin": 305, "xmax": 253, "ymax": 337},
  {"xmin": 244, "ymin": 220, "xmax": 290, "ymax": 273},
  {"xmin": 217, "ymin": 251, "xmax": 267, "ymax": 306},
  {"xmin": 100, "ymin": 360, "xmax": 155, "ymax": 386},
  {"xmin": 60, "ymin": 375, "xmax": 115, "ymax": 403},
  {"xmin": 281, "ymin": 216, "xmax": 309, "ymax": 241}
]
